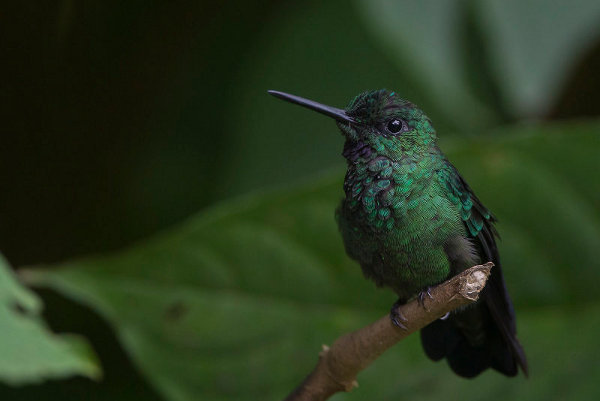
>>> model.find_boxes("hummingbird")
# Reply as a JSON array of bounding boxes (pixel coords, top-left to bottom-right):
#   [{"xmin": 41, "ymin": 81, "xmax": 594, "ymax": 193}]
[{"xmin": 268, "ymin": 89, "xmax": 528, "ymax": 378}]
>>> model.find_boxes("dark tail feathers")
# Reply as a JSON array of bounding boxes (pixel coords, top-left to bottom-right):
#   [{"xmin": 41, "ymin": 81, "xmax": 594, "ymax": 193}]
[{"xmin": 420, "ymin": 301, "xmax": 527, "ymax": 378}]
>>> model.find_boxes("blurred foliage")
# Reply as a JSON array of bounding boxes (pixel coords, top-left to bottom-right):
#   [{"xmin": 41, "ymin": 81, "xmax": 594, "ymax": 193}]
[
  {"xmin": 1, "ymin": 0, "xmax": 600, "ymax": 400},
  {"xmin": 21, "ymin": 123, "xmax": 600, "ymax": 400},
  {"xmin": 0, "ymin": 255, "xmax": 99, "ymax": 385},
  {"xmin": 357, "ymin": 0, "xmax": 600, "ymax": 118}
]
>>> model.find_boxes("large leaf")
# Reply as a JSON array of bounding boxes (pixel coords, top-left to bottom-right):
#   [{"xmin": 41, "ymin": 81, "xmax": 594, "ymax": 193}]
[
  {"xmin": 0, "ymin": 255, "xmax": 100, "ymax": 385},
  {"xmin": 23, "ymin": 121, "xmax": 600, "ymax": 400},
  {"xmin": 480, "ymin": 0, "xmax": 600, "ymax": 116},
  {"xmin": 356, "ymin": 0, "xmax": 600, "ymax": 118},
  {"xmin": 355, "ymin": 0, "xmax": 500, "ymax": 128}
]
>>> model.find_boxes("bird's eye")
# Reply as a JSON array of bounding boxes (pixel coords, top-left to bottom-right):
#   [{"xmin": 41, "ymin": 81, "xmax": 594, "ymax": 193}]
[{"xmin": 386, "ymin": 119, "xmax": 405, "ymax": 135}]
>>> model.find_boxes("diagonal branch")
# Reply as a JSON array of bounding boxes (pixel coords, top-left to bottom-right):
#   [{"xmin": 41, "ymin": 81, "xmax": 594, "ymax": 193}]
[{"xmin": 284, "ymin": 262, "xmax": 493, "ymax": 401}]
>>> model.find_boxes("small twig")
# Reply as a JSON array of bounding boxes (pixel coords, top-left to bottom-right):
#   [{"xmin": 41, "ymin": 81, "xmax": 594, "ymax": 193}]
[{"xmin": 284, "ymin": 262, "xmax": 493, "ymax": 401}]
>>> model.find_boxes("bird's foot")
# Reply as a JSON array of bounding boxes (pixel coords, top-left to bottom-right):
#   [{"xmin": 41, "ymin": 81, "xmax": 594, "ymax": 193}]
[
  {"xmin": 389, "ymin": 299, "xmax": 408, "ymax": 330},
  {"xmin": 417, "ymin": 287, "xmax": 434, "ymax": 310}
]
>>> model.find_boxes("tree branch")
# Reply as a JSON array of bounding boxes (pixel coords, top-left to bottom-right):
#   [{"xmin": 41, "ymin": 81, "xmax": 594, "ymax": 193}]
[{"xmin": 284, "ymin": 262, "xmax": 493, "ymax": 401}]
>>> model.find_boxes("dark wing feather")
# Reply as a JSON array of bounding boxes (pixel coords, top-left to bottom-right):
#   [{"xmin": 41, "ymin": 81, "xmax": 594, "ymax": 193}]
[{"xmin": 422, "ymin": 162, "xmax": 528, "ymax": 377}]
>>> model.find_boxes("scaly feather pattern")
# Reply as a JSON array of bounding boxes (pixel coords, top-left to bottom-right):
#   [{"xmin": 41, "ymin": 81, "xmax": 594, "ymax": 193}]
[{"xmin": 269, "ymin": 88, "xmax": 528, "ymax": 378}]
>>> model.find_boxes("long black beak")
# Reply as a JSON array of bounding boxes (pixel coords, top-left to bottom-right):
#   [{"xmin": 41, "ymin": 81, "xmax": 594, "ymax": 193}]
[{"xmin": 268, "ymin": 90, "xmax": 355, "ymax": 124}]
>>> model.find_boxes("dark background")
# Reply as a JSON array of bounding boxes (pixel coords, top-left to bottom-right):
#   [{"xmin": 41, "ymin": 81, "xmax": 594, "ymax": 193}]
[
  {"xmin": 3, "ymin": 1, "xmax": 600, "ymax": 267},
  {"xmin": 2, "ymin": 1, "xmax": 600, "ymax": 400}
]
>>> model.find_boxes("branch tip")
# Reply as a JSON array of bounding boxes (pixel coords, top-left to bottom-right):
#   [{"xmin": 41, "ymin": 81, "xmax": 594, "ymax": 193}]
[{"xmin": 284, "ymin": 263, "xmax": 493, "ymax": 401}]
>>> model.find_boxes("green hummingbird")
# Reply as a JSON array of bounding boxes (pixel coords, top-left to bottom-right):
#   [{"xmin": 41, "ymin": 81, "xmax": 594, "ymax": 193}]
[{"xmin": 268, "ymin": 89, "xmax": 528, "ymax": 378}]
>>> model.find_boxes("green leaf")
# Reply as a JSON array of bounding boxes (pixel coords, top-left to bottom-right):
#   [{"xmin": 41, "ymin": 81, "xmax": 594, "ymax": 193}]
[
  {"xmin": 338, "ymin": 303, "xmax": 600, "ymax": 401},
  {"xmin": 0, "ymin": 255, "xmax": 100, "ymax": 385},
  {"xmin": 356, "ymin": 0, "xmax": 600, "ymax": 118},
  {"xmin": 448, "ymin": 121, "xmax": 600, "ymax": 307},
  {"xmin": 23, "ymin": 120, "xmax": 600, "ymax": 400},
  {"xmin": 479, "ymin": 0, "xmax": 600, "ymax": 116},
  {"xmin": 355, "ymin": 0, "xmax": 500, "ymax": 127}
]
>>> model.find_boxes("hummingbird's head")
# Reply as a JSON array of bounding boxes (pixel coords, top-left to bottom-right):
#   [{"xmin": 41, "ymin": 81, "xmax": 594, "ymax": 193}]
[{"xmin": 268, "ymin": 89, "xmax": 437, "ymax": 162}]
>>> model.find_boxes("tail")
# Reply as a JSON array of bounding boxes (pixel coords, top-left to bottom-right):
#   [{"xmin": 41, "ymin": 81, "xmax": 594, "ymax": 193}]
[{"xmin": 419, "ymin": 265, "xmax": 528, "ymax": 378}]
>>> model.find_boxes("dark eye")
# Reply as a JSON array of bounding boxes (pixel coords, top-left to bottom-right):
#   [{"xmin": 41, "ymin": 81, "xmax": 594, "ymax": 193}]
[{"xmin": 386, "ymin": 119, "xmax": 405, "ymax": 135}]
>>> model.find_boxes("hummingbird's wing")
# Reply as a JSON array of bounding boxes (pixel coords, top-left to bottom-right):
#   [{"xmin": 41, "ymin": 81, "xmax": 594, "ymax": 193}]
[{"xmin": 422, "ymin": 163, "xmax": 528, "ymax": 377}]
